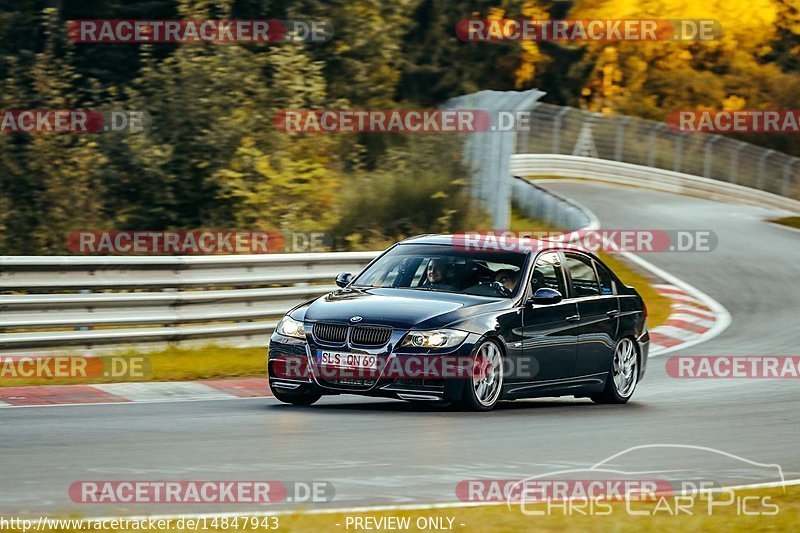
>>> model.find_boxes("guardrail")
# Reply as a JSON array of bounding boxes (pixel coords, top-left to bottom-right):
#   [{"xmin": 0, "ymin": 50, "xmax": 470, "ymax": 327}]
[
  {"xmin": 511, "ymin": 154, "xmax": 800, "ymax": 213},
  {"xmin": 518, "ymin": 102, "xmax": 800, "ymax": 203},
  {"xmin": 0, "ymin": 252, "xmax": 379, "ymax": 354},
  {"xmin": 511, "ymin": 176, "xmax": 598, "ymax": 231}
]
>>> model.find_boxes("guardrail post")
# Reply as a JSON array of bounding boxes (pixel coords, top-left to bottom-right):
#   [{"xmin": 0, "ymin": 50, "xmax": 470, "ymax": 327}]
[
  {"xmin": 614, "ymin": 117, "xmax": 630, "ymax": 162},
  {"xmin": 77, "ymin": 289, "xmax": 91, "ymax": 331},
  {"xmin": 783, "ymin": 159, "xmax": 799, "ymax": 198},
  {"xmin": 673, "ymin": 133, "xmax": 684, "ymax": 172},
  {"xmin": 518, "ymin": 105, "xmax": 534, "ymax": 153},
  {"xmin": 553, "ymin": 107, "xmax": 570, "ymax": 154},
  {"xmin": 730, "ymin": 142, "xmax": 746, "ymax": 184},
  {"xmin": 572, "ymin": 113, "xmax": 599, "ymax": 158},
  {"xmin": 703, "ymin": 136, "xmax": 721, "ymax": 178},
  {"xmin": 647, "ymin": 124, "xmax": 666, "ymax": 168},
  {"xmin": 756, "ymin": 150, "xmax": 775, "ymax": 190}
]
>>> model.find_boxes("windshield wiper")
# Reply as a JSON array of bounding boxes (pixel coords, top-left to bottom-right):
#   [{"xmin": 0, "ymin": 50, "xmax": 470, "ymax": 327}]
[{"xmin": 405, "ymin": 287, "xmax": 455, "ymax": 293}]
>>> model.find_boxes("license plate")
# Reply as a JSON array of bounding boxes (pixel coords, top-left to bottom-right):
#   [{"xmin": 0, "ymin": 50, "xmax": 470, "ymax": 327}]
[{"xmin": 316, "ymin": 350, "xmax": 378, "ymax": 370}]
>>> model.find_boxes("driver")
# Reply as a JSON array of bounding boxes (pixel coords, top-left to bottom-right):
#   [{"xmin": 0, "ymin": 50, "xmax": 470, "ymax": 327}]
[{"xmin": 494, "ymin": 269, "xmax": 520, "ymax": 293}]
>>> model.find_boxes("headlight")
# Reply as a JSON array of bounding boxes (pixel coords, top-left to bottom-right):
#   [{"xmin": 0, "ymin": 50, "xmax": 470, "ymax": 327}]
[
  {"xmin": 401, "ymin": 329, "xmax": 468, "ymax": 349},
  {"xmin": 276, "ymin": 316, "xmax": 306, "ymax": 339}
]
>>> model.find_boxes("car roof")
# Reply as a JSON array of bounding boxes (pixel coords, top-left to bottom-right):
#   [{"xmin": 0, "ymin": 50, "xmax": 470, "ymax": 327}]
[{"xmin": 398, "ymin": 233, "xmax": 596, "ymax": 256}]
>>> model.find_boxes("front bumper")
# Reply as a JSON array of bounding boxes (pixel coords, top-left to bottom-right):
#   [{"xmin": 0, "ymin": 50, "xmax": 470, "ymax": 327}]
[{"xmin": 268, "ymin": 330, "xmax": 482, "ymax": 402}]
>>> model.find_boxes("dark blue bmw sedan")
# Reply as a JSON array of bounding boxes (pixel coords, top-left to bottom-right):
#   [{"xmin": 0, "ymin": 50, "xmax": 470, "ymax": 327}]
[{"xmin": 268, "ymin": 234, "xmax": 649, "ymax": 411}]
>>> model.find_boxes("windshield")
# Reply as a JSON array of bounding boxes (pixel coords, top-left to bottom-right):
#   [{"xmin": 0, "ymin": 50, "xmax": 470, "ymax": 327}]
[{"xmin": 352, "ymin": 243, "xmax": 527, "ymax": 298}]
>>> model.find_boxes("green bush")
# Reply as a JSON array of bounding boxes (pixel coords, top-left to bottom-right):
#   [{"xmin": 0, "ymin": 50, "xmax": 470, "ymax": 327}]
[{"xmin": 331, "ymin": 136, "xmax": 490, "ymax": 250}]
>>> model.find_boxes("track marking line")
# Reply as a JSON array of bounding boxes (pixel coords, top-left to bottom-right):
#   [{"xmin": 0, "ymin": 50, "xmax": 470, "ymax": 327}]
[
  {"xmin": 92, "ymin": 381, "xmax": 239, "ymax": 403},
  {"xmin": 0, "ymin": 394, "xmax": 272, "ymax": 409},
  {"xmin": 75, "ymin": 478, "xmax": 800, "ymax": 522}
]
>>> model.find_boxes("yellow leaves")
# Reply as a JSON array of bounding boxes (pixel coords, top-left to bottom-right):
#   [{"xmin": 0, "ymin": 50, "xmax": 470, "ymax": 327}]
[
  {"xmin": 487, "ymin": 7, "xmax": 506, "ymax": 20},
  {"xmin": 515, "ymin": 62, "xmax": 536, "ymax": 89},
  {"xmin": 230, "ymin": 108, "xmax": 250, "ymax": 125},
  {"xmin": 216, "ymin": 169, "xmax": 244, "ymax": 180},
  {"xmin": 253, "ymin": 154, "xmax": 273, "ymax": 179},
  {"xmin": 215, "ymin": 134, "xmax": 343, "ymax": 230},
  {"xmin": 514, "ymin": 2, "xmax": 551, "ymax": 88},
  {"xmin": 515, "ymin": 40, "xmax": 543, "ymax": 87},
  {"xmin": 572, "ymin": 0, "xmax": 778, "ymax": 48},
  {"xmin": 722, "ymin": 95, "xmax": 747, "ymax": 111},
  {"xmin": 521, "ymin": 1, "xmax": 549, "ymax": 20},
  {"xmin": 431, "ymin": 191, "xmax": 448, "ymax": 200}
]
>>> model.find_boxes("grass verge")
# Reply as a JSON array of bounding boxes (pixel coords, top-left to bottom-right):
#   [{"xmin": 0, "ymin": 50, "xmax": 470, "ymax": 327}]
[
  {"xmin": 769, "ymin": 216, "xmax": 800, "ymax": 230},
  {"xmin": 277, "ymin": 485, "xmax": 799, "ymax": 532},
  {"xmin": 599, "ymin": 252, "xmax": 671, "ymax": 328},
  {"xmin": 0, "ymin": 346, "xmax": 267, "ymax": 388},
  {"xmin": 1, "ymin": 485, "xmax": 796, "ymax": 532}
]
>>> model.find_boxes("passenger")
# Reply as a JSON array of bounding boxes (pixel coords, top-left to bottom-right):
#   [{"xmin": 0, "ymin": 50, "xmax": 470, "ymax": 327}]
[{"xmin": 426, "ymin": 258, "xmax": 459, "ymax": 292}]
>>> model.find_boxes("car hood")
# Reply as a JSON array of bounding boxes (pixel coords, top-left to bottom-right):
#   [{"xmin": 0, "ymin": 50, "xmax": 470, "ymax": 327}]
[{"xmin": 301, "ymin": 287, "xmax": 505, "ymax": 330}]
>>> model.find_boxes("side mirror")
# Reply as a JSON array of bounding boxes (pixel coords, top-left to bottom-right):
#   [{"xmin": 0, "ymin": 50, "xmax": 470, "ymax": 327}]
[
  {"xmin": 335, "ymin": 272, "xmax": 353, "ymax": 288},
  {"xmin": 529, "ymin": 287, "xmax": 563, "ymax": 305}
]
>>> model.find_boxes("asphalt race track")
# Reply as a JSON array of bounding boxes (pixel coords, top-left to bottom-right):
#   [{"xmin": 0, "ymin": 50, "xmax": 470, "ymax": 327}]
[{"xmin": 1, "ymin": 181, "xmax": 798, "ymax": 517}]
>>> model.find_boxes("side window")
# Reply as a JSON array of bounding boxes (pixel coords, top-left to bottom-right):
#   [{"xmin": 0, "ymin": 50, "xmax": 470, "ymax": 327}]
[
  {"xmin": 410, "ymin": 259, "xmax": 429, "ymax": 286},
  {"xmin": 595, "ymin": 261, "xmax": 615, "ymax": 295},
  {"xmin": 530, "ymin": 252, "xmax": 567, "ymax": 295},
  {"xmin": 564, "ymin": 254, "xmax": 600, "ymax": 298}
]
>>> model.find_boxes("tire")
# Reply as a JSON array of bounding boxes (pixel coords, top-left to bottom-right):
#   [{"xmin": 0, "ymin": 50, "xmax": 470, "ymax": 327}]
[
  {"xmin": 591, "ymin": 337, "xmax": 639, "ymax": 404},
  {"xmin": 271, "ymin": 385, "xmax": 322, "ymax": 406},
  {"xmin": 456, "ymin": 339, "xmax": 504, "ymax": 411}
]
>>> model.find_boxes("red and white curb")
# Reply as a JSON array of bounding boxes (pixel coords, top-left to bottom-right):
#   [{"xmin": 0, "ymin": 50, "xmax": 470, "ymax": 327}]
[
  {"xmin": 649, "ymin": 284, "xmax": 721, "ymax": 355},
  {"xmin": 0, "ymin": 378, "xmax": 271, "ymax": 408},
  {"xmin": 617, "ymin": 251, "xmax": 731, "ymax": 358}
]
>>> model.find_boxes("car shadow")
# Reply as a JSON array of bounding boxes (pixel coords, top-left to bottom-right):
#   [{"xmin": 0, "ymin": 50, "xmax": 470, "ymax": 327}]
[{"xmin": 266, "ymin": 397, "xmax": 648, "ymax": 415}]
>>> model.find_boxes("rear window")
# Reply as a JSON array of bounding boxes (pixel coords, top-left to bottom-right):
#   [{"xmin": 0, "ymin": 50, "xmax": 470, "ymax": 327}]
[{"xmin": 564, "ymin": 254, "xmax": 600, "ymax": 298}]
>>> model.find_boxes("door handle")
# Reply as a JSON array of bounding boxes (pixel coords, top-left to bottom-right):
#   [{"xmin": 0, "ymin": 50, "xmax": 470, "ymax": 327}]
[
  {"xmin": 606, "ymin": 310, "xmax": 620, "ymax": 318},
  {"xmin": 566, "ymin": 314, "xmax": 580, "ymax": 322}
]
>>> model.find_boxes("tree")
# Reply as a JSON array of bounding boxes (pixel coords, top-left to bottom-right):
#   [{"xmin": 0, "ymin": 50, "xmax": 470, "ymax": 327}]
[{"xmin": 0, "ymin": 8, "xmax": 107, "ymax": 253}]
